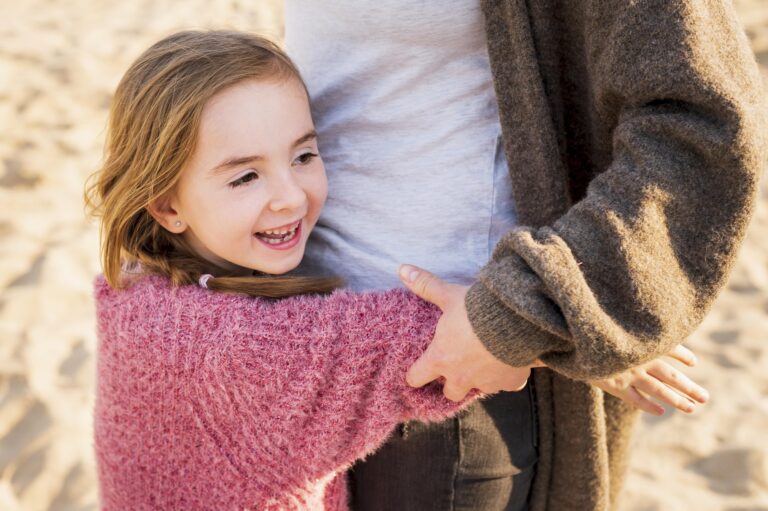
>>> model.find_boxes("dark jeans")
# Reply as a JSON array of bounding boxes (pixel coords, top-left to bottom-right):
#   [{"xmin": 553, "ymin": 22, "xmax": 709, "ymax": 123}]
[{"xmin": 350, "ymin": 382, "xmax": 538, "ymax": 510}]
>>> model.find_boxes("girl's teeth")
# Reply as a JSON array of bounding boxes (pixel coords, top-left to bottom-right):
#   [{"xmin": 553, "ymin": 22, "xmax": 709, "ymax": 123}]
[
  {"xmin": 259, "ymin": 228, "xmax": 297, "ymax": 244},
  {"xmin": 262, "ymin": 224, "xmax": 298, "ymax": 235}
]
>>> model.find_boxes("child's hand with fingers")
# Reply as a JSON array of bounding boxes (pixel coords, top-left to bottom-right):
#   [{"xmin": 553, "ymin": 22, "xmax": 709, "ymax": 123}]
[{"xmin": 589, "ymin": 345, "xmax": 709, "ymax": 416}]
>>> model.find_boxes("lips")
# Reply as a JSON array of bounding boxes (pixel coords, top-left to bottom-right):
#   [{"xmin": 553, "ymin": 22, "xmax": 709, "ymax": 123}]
[{"xmin": 254, "ymin": 220, "xmax": 302, "ymax": 249}]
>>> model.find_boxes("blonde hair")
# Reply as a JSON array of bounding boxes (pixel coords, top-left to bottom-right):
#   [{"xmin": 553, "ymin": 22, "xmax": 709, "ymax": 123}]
[{"xmin": 85, "ymin": 30, "xmax": 342, "ymax": 297}]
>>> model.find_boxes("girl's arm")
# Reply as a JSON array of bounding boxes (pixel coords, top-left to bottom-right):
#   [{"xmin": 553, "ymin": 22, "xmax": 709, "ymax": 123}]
[{"xmin": 94, "ymin": 276, "xmax": 466, "ymax": 509}]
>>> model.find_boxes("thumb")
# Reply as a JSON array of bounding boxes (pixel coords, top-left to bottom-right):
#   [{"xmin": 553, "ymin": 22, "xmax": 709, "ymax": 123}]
[{"xmin": 399, "ymin": 264, "xmax": 449, "ymax": 309}]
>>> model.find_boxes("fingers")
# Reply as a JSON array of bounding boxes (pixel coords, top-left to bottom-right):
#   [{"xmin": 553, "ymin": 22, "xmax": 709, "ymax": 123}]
[
  {"xmin": 409, "ymin": 359, "xmax": 475, "ymax": 402},
  {"xmin": 631, "ymin": 372, "xmax": 697, "ymax": 413},
  {"xmin": 497, "ymin": 380, "xmax": 529, "ymax": 393},
  {"xmin": 407, "ymin": 351, "xmax": 529, "ymax": 401},
  {"xmin": 647, "ymin": 361, "xmax": 709, "ymax": 404},
  {"xmin": 442, "ymin": 369, "xmax": 529, "ymax": 401},
  {"xmin": 499, "ymin": 367, "xmax": 531, "ymax": 392},
  {"xmin": 666, "ymin": 344, "xmax": 697, "ymax": 367},
  {"xmin": 624, "ymin": 385, "xmax": 665, "ymax": 416},
  {"xmin": 399, "ymin": 264, "xmax": 452, "ymax": 310},
  {"xmin": 407, "ymin": 354, "xmax": 474, "ymax": 401},
  {"xmin": 442, "ymin": 380, "xmax": 473, "ymax": 402},
  {"xmin": 406, "ymin": 352, "xmax": 443, "ymax": 388}
]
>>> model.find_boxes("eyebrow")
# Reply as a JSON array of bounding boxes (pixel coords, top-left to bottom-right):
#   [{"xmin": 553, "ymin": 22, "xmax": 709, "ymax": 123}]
[{"xmin": 210, "ymin": 130, "xmax": 318, "ymax": 175}]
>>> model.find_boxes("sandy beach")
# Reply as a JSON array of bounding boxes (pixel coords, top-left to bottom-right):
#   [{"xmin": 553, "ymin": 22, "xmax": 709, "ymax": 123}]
[{"xmin": 0, "ymin": 2, "xmax": 766, "ymax": 510}]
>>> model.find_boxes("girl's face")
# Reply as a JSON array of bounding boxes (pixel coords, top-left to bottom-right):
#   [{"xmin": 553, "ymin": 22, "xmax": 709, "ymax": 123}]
[{"xmin": 166, "ymin": 78, "xmax": 327, "ymax": 275}]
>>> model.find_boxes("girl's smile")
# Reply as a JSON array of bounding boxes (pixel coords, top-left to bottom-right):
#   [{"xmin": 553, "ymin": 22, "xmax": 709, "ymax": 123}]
[
  {"xmin": 254, "ymin": 219, "xmax": 303, "ymax": 249},
  {"xmin": 152, "ymin": 77, "xmax": 328, "ymax": 275}
]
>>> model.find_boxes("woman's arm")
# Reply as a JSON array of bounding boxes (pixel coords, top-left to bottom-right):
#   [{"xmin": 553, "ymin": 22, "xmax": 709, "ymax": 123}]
[
  {"xmin": 94, "ymin": 276, "xmax": 465, "ymax": 509},
  {"xmin": 467, "ymin": 0, "xmax": 766, "ymax": 380}
]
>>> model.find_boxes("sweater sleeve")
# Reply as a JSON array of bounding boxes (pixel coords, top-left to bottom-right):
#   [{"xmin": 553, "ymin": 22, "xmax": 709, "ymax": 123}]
[
  {"xmin": 94, "ymin": 277, "xmax": 465, "ymax": 509},
  {"xmin": 467, "ymin": 0, "xmax": 767, "ymax": 380}
]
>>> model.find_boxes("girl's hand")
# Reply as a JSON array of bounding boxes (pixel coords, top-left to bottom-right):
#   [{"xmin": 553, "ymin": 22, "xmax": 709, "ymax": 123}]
[{"xmin": 588, "ymin": 345, "xmax": 709, "ymax": 416}]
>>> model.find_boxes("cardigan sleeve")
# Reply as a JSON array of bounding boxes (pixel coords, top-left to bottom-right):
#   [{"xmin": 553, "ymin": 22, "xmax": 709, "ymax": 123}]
[
  {"xmin": 94, "ymin": 277, "xmax": 465, "ymax": 509},
  {"xmin": 466, "ymin": 0, "xmax": 767, "ymax": 380}
]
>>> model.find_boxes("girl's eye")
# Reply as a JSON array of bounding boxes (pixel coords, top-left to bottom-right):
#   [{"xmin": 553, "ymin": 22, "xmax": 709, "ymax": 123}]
[
  {"xmin": 228, "ymin": 171, "xmax": 259, "ymax": 188},
  {"xmin": 294, "ymin": 152, "xmax": 319, "ymax": 166}
]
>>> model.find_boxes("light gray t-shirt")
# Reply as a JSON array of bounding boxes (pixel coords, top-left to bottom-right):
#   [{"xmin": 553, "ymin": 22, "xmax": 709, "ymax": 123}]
[{"xmin": 285, "ymin": 0, "xmax": 517, "ymax": 291}]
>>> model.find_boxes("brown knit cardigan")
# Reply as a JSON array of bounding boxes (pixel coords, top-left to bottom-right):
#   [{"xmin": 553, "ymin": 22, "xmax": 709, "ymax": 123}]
[{"xmin": 465, "ymin": 1, "xmax": 767, "ymax": 510}]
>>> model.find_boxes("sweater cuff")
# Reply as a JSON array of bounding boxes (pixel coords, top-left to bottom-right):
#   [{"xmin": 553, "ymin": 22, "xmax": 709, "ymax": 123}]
[{"xmin": 465, "ymin": 281, "xmax": 549, "ymax": 368}]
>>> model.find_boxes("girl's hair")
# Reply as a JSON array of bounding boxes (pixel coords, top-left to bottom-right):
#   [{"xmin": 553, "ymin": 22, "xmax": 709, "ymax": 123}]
[{"xmin": 85, "ymin": 30, "xmax": 342, "ymax": 298}]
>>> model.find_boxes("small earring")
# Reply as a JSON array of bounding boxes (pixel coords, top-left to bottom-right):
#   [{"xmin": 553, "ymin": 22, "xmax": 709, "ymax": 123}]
[{"xmin": 174, "ymin": 221, "xmax": 182, "ymax": 227}]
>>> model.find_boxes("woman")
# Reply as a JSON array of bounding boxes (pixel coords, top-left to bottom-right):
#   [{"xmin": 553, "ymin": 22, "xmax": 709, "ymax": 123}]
[{"xmin": 285, "ymin": 1, "xmax": 766, "ymax": 509}]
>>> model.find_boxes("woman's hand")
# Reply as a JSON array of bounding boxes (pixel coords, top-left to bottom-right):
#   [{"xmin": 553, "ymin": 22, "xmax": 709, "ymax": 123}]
[
  {"xmin": 400, "ymin": 264, "xmax": 531, "ymax": 401},
  {"xmin": 588, "ymin": 345, "xmax": 709, "ymax": 415}
]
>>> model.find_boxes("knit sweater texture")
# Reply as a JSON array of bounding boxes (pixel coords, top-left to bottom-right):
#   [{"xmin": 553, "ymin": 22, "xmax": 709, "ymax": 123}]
[
  {"xmin": 93, "ymin": 276, "xmax": 465, "ymax": 510},
  {"xmin": 468, "ymin": 1, "xmax": 767, "ymax": 509}
]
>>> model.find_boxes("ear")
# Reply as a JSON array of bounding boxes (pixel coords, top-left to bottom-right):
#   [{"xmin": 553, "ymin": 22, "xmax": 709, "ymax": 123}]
[{"xmin": 147, "ymin": 194, "xmax": 187, "ymax": 234}]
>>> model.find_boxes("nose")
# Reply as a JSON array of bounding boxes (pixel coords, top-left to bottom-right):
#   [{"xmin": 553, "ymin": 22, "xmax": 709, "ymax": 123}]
[{"xmin": 268, "ymin": 170, "xmax": 307, "ymax": 213}]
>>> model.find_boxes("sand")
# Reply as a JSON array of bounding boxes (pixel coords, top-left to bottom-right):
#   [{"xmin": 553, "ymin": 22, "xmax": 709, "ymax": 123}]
[{"xmin": 0, "ymin": 2, "xmax": 765, "ymax": 510}]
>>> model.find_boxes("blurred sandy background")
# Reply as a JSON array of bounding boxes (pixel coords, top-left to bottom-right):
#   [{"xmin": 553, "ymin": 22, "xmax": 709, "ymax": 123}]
[{"xmin": 0, "ymin": 1, "xmax": 765, "ymax": 510}]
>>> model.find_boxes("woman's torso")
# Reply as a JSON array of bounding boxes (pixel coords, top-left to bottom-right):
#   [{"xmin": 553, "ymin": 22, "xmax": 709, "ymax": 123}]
[{"xmin": 285, "ymin": 0, "xmax": 518, "ymax": 290}]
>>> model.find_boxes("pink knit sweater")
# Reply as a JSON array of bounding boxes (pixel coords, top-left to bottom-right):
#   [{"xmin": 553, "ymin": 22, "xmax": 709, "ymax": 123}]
[{"xmin": 93, "ymin": 275, "xmax": 466, "ymax": 510}]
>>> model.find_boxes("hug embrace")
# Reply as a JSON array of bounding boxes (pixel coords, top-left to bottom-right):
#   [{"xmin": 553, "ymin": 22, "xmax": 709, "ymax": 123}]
[{"xmin": 87, "ymin": 2, "xmax": 766, "ymax": 510}]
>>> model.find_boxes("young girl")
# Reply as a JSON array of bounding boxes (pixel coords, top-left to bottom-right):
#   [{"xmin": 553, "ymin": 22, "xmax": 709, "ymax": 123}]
[{"xmin": 87, "ymin": 30, "xmax": 707, "ymax": 510}]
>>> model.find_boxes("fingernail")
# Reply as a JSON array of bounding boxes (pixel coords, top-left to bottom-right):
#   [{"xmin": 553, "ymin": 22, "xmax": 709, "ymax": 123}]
[
  {"xmin": 686, "ymin": 403, "xmax": 696, "ymax": 413},
  {"xmin": 400, "ymin": 265, "xmax": 419, "ymax": 282}
]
